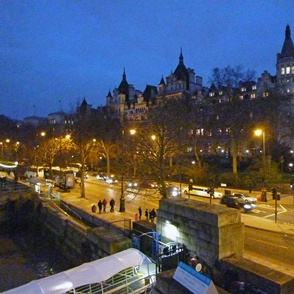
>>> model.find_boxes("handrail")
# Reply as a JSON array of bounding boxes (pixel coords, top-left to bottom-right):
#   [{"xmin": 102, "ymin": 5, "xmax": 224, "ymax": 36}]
[{"xmin": 59, "ymin": 200, "xmax": 83, "ymax": 221}]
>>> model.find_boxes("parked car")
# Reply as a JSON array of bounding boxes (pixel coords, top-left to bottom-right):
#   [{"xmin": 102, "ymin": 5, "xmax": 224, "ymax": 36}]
[
  {"xmin": 232, "ymin": 193, "xmax": 257, "ymax": 204},
  {"xmin": 221, "ymin": 196, "xmax": 255, "ymax": 212}
]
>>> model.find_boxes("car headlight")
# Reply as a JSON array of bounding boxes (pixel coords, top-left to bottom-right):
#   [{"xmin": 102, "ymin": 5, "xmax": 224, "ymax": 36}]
[{"xmin": 244, "ymin": 204, "xmax": 251, "ymax": 209}]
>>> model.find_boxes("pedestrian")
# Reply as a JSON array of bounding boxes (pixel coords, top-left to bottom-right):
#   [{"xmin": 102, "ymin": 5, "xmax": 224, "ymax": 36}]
[
  {"xmin": 98, "ymin": 200, "xmax": 103, "ymax": 214},
  {"xmin": 138, "ymin": 206, "xmax": 142, "ymax": 220},
  {"xmin": 149, "ymin": 209, "xmax": 152, "ymax": 221},
  {"xmin": 110, "ymin": 198, "xmax": 115, "ymax": 212},
  {"xmin": 91, "ymin": 204, "xmax": 97, "ymax": 213},
  {"xmin": 102, "ymin": 198, "xmax": 107, "ymax": 212},
  {"xmin": 150, "ymin": 208, "xmax": 156, "ymax": 222},
  {"xmin": 135, "ymin": 213, "xmax": 139, "ymax": 221},
  {"xmin": 145, "ymin": 209, "xmax": 149, "ymax": 221}
]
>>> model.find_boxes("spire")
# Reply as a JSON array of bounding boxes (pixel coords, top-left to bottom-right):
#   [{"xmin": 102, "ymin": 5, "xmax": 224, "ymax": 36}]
[
  {"xmin": 118, "ymin": 68, "xmax": 129, "ymax": 99},
  {"xmin": 281, "ymin": 25, "xmax": 294, "ymax": 57},
  {"xmin": 107, "ymin": 90, "xmax": 112, "ymax": 98},
  {"xmin": 122, "ymin": 67, "xmax": 126, "ymax": 81},
  {"xmin": 159, "ymin": 75, "xmax": 165, "ymax": 85},
  {"xmin": 179, "ymin": 48, "xmax": 184, "ymax": 65}
]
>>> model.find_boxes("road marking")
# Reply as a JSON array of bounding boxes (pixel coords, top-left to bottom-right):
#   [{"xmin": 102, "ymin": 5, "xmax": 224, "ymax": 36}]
[
  {"xmin": 248, "ymin": 238, "xmax": 288, "ymax": 249},
  {"xmin": 263, "ymin": 204, "xmax": 287, "ymax": 218}
]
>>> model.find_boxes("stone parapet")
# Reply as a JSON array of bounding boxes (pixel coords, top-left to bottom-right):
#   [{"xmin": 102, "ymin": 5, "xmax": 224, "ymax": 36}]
[
  {"xmin": 156, "ymin": 198, "xmax": 244, "ymax": 267},
  {"xmin": 221, "ymin": 256, "xmax": 294, "ymax": 294}
]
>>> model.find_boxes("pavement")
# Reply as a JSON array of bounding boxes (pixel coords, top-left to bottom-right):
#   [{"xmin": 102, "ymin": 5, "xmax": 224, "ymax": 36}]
[{"xmin": 58, "ymin": 185, "xmax": 294, "ymax": 236}]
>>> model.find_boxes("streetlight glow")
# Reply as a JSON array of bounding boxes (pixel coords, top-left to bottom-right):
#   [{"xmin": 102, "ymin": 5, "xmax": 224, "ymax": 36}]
[{"xmin": 254, "ymin": 129, "xmax": 262, "ymax": 137}]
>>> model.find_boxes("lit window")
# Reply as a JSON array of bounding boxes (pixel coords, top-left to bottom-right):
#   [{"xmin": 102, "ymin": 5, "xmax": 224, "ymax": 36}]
[
  {"xmin": 251, "ymin": 93, "xmax": 256, "ymax": 98},
  {"xmin": 218, "ymin": 98, "xmax": 222, "ymax": 103},
  {"xmin": 252, "ymin": 85, "xmax": 256, "ymax": 90},
  {"xmin": 239, "ymin": 95, "xmax": 243, "ymax": 100},
  {"xmin": 225, "ymin": 128, "xmax": 230, "ymax": 135},
  {"xmin": 241, "ymin": 87, "xmax": 246, "ymax": 92},
  {"xmin": 286, "ymin": 67, "xmax": 291, "ymax": 74},
  {"xmin": 263, "ymin": 92, "xmax": 269, "ymax": 97},
  {"xmin": 209, "ymin": 92, "xmax": 215, "ymax": 97},
  {"xmin": 287, "ymin": 89, "xmax": 290, "ymax": 93},
  {"xmin": 216, "ymin": 115, "xmax": 219, "ymax": 120},
  {"xmin": 292, "ymin": 66, "xmax": 294, "ymax": 74},
  {"xmin": 281, "ymin": 67, "xmax": 285, "ymax": 75},
  {"xmin": 218, "ymin": 128, "xmax": 222, "ymax": 135},
  {"xmin": 219, "ymin": 91, "xmax": 223, "ymax": 95}
]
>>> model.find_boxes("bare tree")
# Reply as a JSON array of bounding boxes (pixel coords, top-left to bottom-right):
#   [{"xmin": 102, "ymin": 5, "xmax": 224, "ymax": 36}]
[
  {"xmin": 127, "ymin": 99, "xmax": 187, "ymax": 197},
  {"xmin": 209, "ymin": 65, "xmax": 256, "ymax": 174}
]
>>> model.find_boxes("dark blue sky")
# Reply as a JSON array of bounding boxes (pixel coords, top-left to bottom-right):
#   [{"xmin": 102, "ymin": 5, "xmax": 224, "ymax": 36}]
[{"xmin": 1, "ymin": 1, "xmax": 293, "ymax": 120}]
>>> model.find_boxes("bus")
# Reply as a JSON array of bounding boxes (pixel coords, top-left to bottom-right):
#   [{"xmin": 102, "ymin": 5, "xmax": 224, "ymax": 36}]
[{"xmin": 184, "ymin": 185, "xmax": 223, "ymax": 199}]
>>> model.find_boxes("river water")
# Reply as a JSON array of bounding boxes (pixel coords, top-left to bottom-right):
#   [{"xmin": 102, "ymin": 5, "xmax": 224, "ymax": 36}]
[{"xmin": 0, "ymin": 231, "xmax": 72, "ymax": 292}]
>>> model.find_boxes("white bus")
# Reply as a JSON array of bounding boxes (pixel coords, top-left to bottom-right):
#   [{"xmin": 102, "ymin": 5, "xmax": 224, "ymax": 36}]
[{"xmin": 184, "ymin": 185, "xmax": 223, "ymax": 199}]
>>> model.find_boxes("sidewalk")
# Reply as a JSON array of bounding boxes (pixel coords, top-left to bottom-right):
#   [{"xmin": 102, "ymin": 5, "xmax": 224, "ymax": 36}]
[
  {"xmin": 241, "ymin": 194, "xmax": 294, "ymax": 236},
  {"xmin": 59, "ymin": 187, "xmax": 294, "ymax": 236}
]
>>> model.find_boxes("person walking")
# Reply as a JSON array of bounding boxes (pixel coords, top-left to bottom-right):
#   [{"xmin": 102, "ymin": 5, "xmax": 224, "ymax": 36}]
[
  {"xmin": 149, "ymin": 209, "xmax": 152, "ymax": 221},
  {"xmin": 110, "ymin": 198, "xmax": 115, "ymax": 212},
  {"xmin": 150, "ymin": 208, "xmax": 156, "ymax": 222},
  {"xmin": 98, "ymin": 200, "xmax": 103, "ymax": 214},
  {"xmin": 102, "ymin": 198, "xmax": 107, "ymax": 212},
  {"xmin": 145, "ymin": 209, "xmax": 149, "ymax": 221},
  {"xmin": 138, "ymin": 206, "xmax": 142, "ymax": 220}
]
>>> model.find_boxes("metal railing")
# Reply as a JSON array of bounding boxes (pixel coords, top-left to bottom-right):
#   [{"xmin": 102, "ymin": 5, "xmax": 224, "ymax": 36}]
[{"xmin": 65, "ymin": 266, "xmax": 156, "ymax": 294}]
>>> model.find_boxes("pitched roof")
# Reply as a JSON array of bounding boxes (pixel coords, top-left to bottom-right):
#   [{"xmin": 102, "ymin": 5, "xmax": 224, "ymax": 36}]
[
  {"xmin": 117, "ymin": 69, "xmax": 129, "ymax": 99},
  {"xmin": 173, "ymin": 49, "xmax": 189, "ymax": 81},
  {"xmin": 280, "ymin": 25, "xmax": 294, "ymax": 58},
  {"xmin": 159, "ymin": 76, "xmax": 165, "ymax": 85}
]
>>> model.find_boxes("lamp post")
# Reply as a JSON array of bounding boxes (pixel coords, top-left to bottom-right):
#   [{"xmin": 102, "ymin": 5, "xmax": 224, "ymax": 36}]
[
  {"xmin": 0, "ymin": 142, "xmax": 3, "ymax": 162},
  {"xmin": 255, "ymin": 129, "xmax": 266, "ymax": 182},
  {"xmin": 119, "ymin": 130, "xmax": 125, "ymax": 212},
  {"xmin": 119, "ymin": 129, "xmax": 136, "ymax": 212}
]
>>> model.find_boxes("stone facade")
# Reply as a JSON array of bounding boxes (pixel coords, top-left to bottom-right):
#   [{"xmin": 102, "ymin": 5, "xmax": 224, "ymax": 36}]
[{"xmin": 156, "ymin": 198, "xmax": 244, "ymax": 268}]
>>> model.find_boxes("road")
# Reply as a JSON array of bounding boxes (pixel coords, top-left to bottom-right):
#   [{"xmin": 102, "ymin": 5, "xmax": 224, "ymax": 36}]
[
  {"xmin": 78, "ymin": 176, "xmax": 294, "ymax": 223},
  {"xmin": 244, "ymin": 227, "xmax": 294, "ymax": 277},
  {"xmin": 60, "ymin": 176, "xmax": 294, "ymax": 277}
]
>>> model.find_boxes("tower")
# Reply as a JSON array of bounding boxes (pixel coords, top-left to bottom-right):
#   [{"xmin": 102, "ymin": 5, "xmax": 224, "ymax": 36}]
[{"xmin": 276, "ymin": 25, "xmax": 294, "ymax": 94}]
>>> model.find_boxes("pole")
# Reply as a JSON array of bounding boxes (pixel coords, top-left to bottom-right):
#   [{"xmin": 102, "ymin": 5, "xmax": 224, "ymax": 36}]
[
  {"xmin": 275, "ymin": 195, "xmax": 278, "ymax": 223},
  {"xmin": 262, "ymin": 131, "xmax": 266, "ymax": 187},
  {"xmin": 119, "ymin": 130, "xmax": 125, "ymax": 212}
]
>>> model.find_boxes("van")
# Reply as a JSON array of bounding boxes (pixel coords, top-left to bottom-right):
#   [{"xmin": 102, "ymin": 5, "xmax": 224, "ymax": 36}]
[{"xmin": 184, "ymin": 185, "xmax": 222, "ymax": 199}]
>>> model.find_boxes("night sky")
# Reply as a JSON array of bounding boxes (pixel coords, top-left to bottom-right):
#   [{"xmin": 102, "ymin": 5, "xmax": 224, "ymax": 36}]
[{"xmin": 0, "ymin": 1, "xmax": 293, "ymax": 120}]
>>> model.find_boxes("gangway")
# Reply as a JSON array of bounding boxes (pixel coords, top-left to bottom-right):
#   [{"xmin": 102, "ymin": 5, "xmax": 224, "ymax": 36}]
[{"xmin": 2, "ymin": 249, "xmax": 156, "ymax": 294}]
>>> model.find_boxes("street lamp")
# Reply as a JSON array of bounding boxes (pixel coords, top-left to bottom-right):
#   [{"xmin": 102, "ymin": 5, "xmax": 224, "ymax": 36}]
[
  {"xmin": 119, "ymin": 129, "xmax": 136, "ymax": 212},
  {"xmin": 119, "ymin": 129, "xmax": 126, "ymax": 212},
  {"xmin": 0, "ymin": 142, "xmax": 3, "ymax": 161},
  {"xmin": 254, "ymin": 129, "xmax": 266, "ymax": 170}
]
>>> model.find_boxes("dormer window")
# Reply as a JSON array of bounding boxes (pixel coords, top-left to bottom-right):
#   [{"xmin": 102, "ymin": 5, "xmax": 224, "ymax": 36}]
[
  {"xmin": 241, "ymin": 87, "xmax": 246, "ymax": 92},
  {"xmin": 209, "ymin": 92, "xmax": 215, "ymax": 97},
  {"xmin": 252, "ymin": 85, "xmax": 256, "ymax": 90}
]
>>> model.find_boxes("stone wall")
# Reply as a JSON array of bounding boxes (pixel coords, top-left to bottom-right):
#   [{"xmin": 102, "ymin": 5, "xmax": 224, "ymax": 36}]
[
  {"xmin": 37, "ymin": 201, "xmax": 132, "ymax": 265},
  {"xmin": 156, "ymin": 198, "xmax": 244, "ymax": 268}
]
